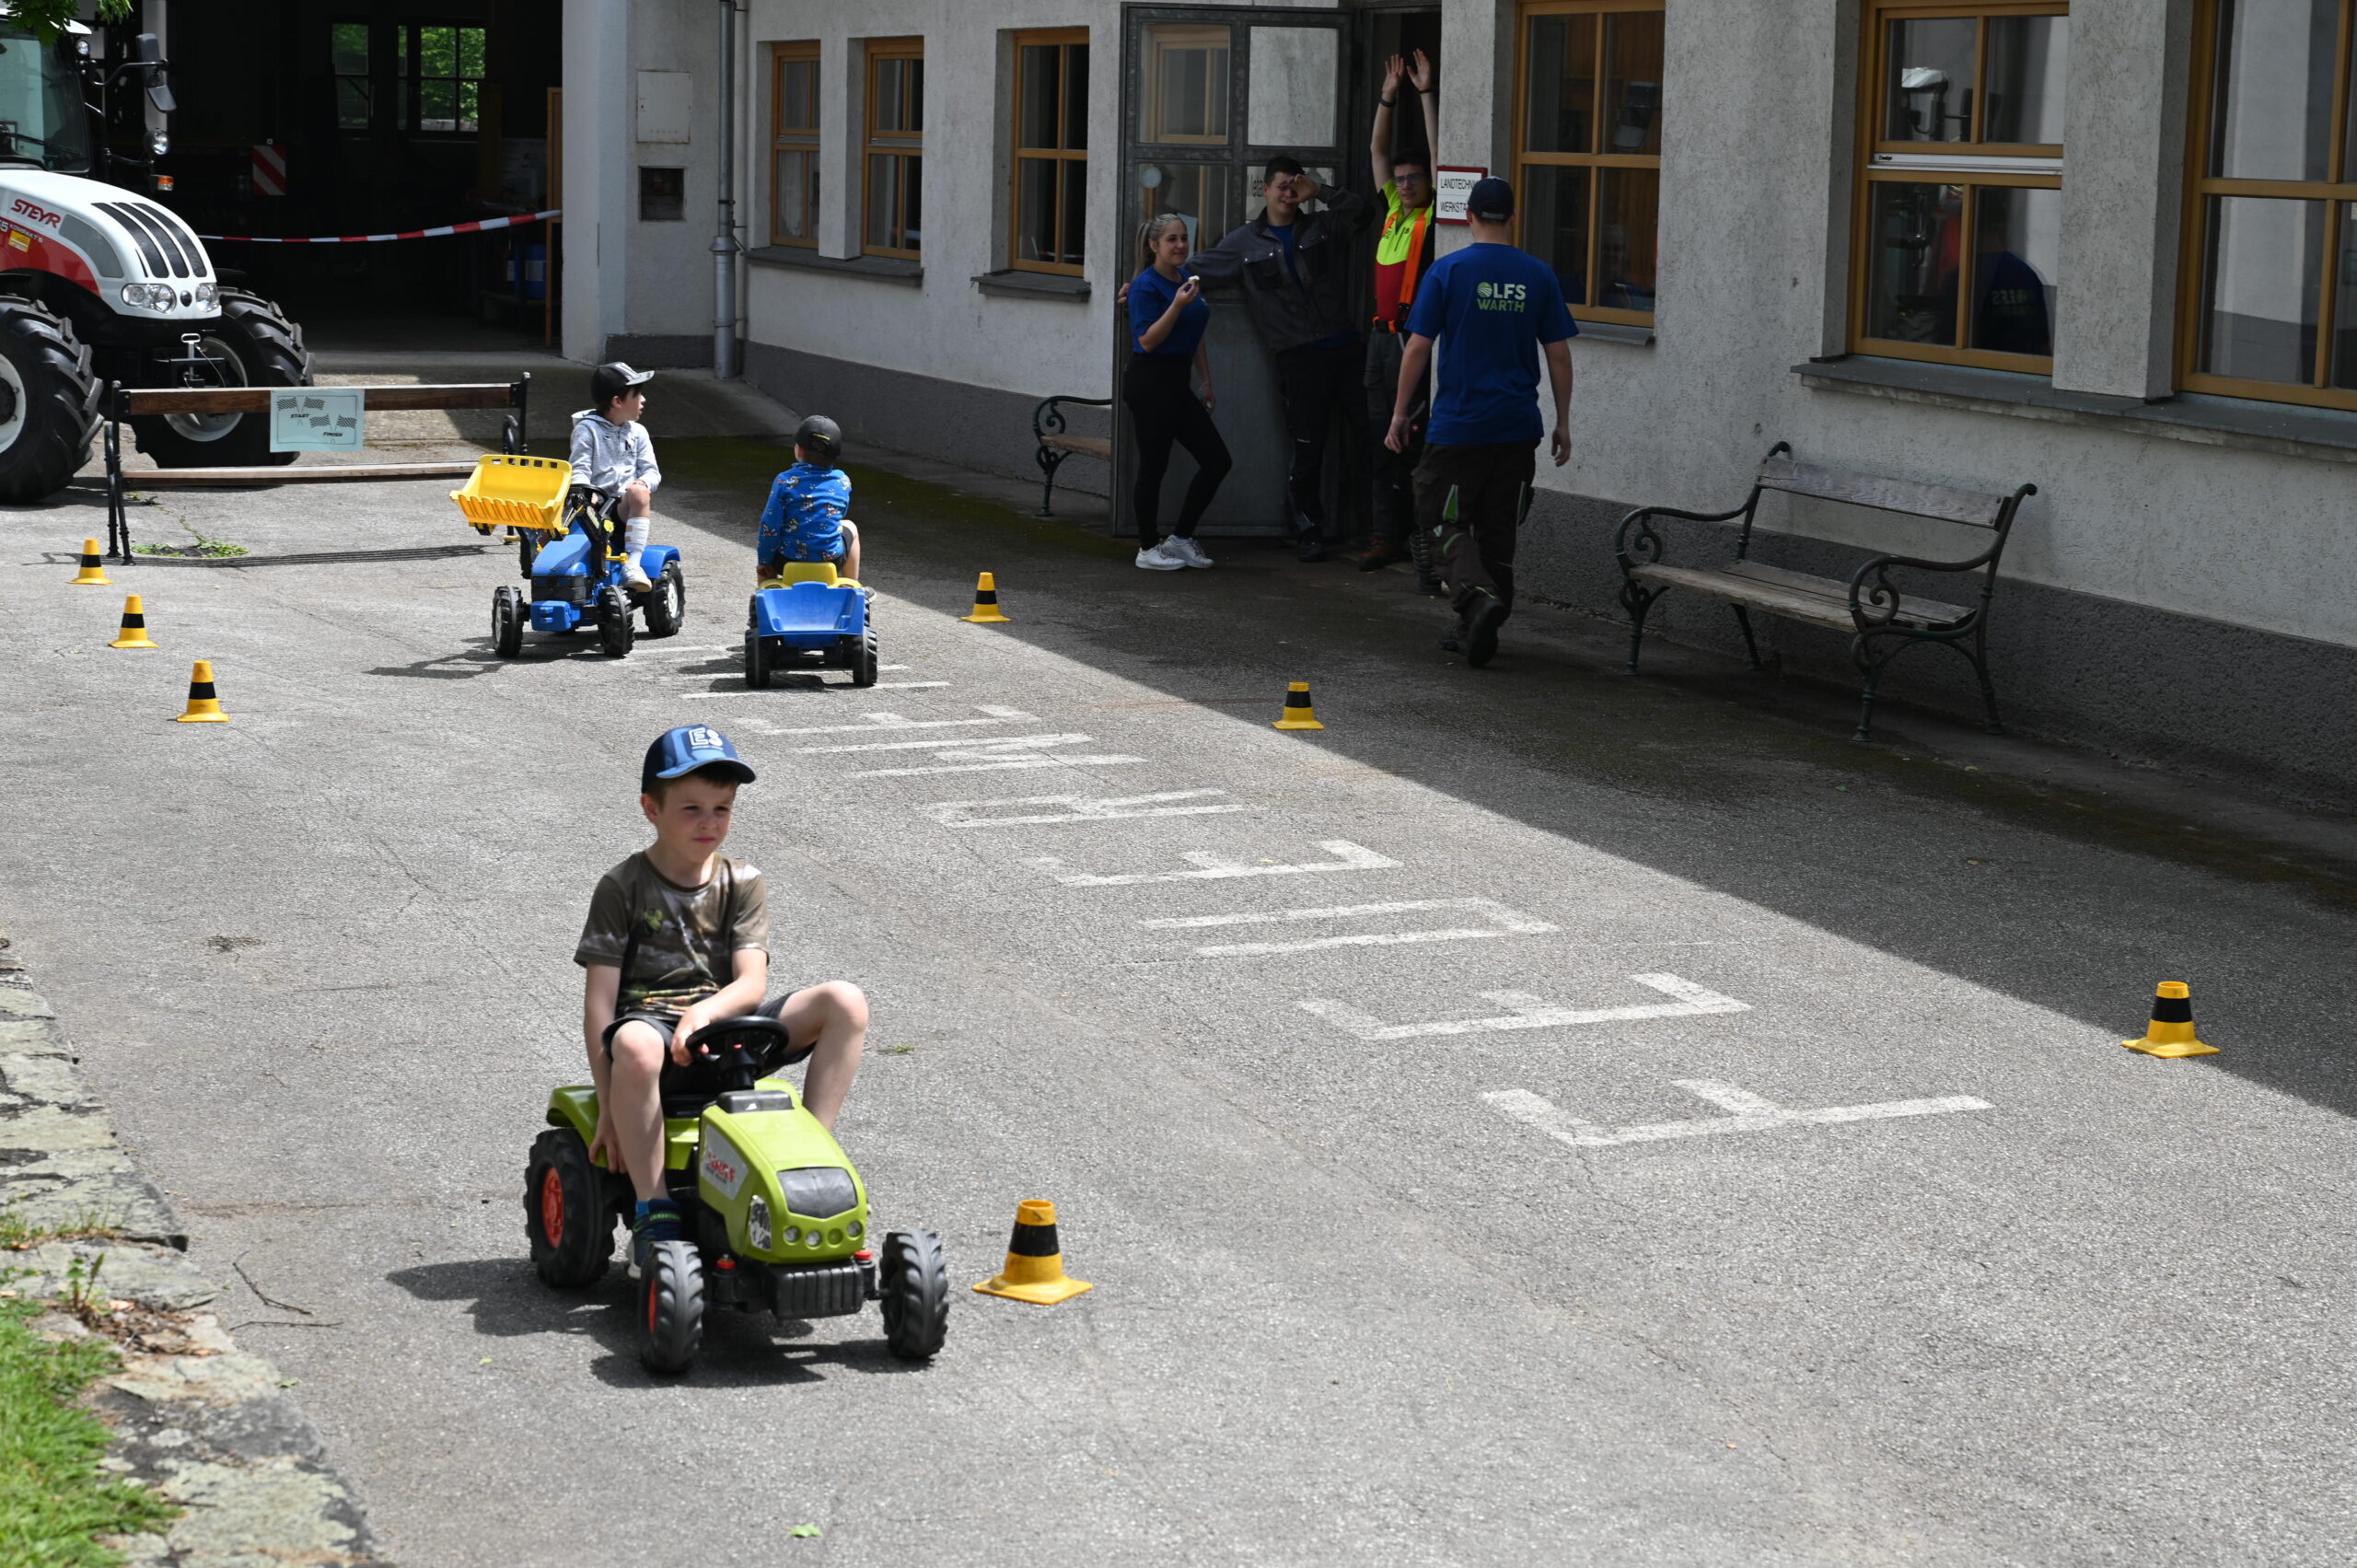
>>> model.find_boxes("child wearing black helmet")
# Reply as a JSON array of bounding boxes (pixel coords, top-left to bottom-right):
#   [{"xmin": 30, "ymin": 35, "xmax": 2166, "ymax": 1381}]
[
  {"xmin": 571, "ymin": 361, "xmax": 663, "ymax": 591},
  {"xmin": 757, "ymin": 414, "xmax": 861, "ymax": 583}
]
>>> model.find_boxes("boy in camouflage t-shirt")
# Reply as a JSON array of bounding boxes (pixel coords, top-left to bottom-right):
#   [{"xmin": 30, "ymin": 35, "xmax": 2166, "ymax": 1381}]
[{"xmin": 575, "ymin": 726, "xmax": 869, "ymax": 1267}]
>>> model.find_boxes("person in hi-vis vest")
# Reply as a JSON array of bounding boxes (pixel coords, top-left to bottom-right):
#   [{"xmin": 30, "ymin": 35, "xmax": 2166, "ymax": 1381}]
[{"xmin": 1354, "ymin": 49, "xmax": 1442, "ymax": 578}]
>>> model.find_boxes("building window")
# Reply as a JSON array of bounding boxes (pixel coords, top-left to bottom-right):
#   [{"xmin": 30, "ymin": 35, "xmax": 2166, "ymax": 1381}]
[
  {"xmin": 394, "ymin": 23, "xmax": 487, "ymax": 134},
  {"xmin": 863, "ymin": 39, "xmax": 923, "ymax": 259},
  {"xmin": 771, "ymin": 41, "xmax": 819, "ymax": 249},
  {"xmin": 2181, "ymin": 0, "xmax": 2357, "ymax": 409},
  {"xmin": 332, "ymin": 20, "xmax": 371, "ymax": 130},
  {"xmin": 1012, "ymin": 29, "xmax": 1089, "ymax": 275},
  {"xmin": 1515, "ymin": 1, "xmax": 1664, "ymax": 325},
  {"xmin": 1852, "ymin": 3, "xmax": 2068, "ymax": 369}
]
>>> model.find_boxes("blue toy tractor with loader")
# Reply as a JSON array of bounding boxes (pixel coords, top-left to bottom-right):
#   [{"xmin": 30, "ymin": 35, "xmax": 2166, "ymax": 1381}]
[
  {"xmin": 745, "ymin": 562, "xmax": 877, "ymax": 688},
  {"xmin": 452, "ymin": 454, "xmax": 685, "ymax": 658}
]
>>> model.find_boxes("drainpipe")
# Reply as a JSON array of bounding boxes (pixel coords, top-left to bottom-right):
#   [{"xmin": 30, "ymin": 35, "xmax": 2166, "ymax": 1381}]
[{"xmin": 712, "ymin": 0, "xmax": 739, "ymax": 378}]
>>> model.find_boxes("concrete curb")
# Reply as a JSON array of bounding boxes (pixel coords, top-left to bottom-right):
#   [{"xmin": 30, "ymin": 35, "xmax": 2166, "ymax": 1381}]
[{"xmin": 0, "ymin": 926, "xmax": 389, "ymax": 1567}]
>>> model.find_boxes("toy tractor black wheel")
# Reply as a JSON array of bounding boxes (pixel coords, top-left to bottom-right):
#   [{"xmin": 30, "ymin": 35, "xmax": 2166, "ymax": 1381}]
[
  {"xmin": 877, "ymin": 1229, "xmax": 949, "ymax": 1361},
  {"xmin": 524, "ymin": 1128, "xmax": 613, "ymax": 1287},
  {"xmin": 637, "ymin": 1238, "xmax": 706, "ymax": 1375},
  {"xmin": 745, "ymin": 630, "xmax": 773, "ymax": 689},
  {"xmin": 850, "ymin": 623, "xmax": 879, "ymax": 688},
  {"xmin": 0, "ymin": 298, "xmax": 99, "ymax": 505},
  {"xmin": 492, "ymin": 585, "xmax": 524, "ymax": 658},
  {"xmin": 644, "ymin": 560, "xmax": 686, "ymax": 637},
  {"xmin": 596, "ymin": 585, "xmax": 634, "ymax": 658}
]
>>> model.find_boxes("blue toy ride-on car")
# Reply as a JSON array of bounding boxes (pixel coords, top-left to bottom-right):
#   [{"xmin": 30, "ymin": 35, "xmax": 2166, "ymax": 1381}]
[
  {"xmin": 492, "ymin": 486, "xmax": 685, "ymax": 659},
  {"xmin": 745, "ymin": 562, "xmax": 877, "ymax": 688}
]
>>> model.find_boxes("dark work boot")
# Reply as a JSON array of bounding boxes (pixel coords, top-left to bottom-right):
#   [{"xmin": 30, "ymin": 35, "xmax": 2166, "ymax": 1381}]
[
  {"xmin": 1464, "ymin": 596, "xmax": 1509, "ymax": 668},
  {"xmin": 1353, "ymin": 539, "xmax": 1406, "ymax": 572},
  {"xmin": 1295, "ymin": 528, "xmax": 1328, "ymax": 563}
]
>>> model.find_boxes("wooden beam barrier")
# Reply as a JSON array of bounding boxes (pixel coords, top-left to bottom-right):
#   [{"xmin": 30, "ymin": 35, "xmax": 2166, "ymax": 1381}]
[{"xmin": 109, "ymin": 381, "xmax": 523, "ymax": 416}]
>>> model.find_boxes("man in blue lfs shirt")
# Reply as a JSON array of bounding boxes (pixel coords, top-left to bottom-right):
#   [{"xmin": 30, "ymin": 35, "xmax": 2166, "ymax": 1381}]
[{"xmin": 1384, "ymin": 177, "xmax": 1575, "ymax": 669}]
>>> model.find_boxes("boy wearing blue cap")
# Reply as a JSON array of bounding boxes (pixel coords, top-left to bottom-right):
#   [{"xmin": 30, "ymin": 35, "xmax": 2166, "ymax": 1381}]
[{"xmin": 574, "ymin": 725, "xmax": 869, "ymax": 1266}]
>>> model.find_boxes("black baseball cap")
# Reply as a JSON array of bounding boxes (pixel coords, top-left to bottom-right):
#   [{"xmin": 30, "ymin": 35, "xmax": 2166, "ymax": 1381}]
[
  {"xmin": 795, "ymin": 413, "xmax": 842, "ymax": 463},
  {"xmin": 1467, "ymin": 177, "xmax": 1516, "ymax": 221},
  {"xmin": 589, "ymin": 361, "xmax": 654, "ymax": 407},
  {"xmin": 642, "ymin": 725, "xmax": 756, "ymax": 793}
]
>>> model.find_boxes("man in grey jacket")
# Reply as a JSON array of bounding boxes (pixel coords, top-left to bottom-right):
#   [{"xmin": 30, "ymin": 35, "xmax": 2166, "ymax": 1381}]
[{"xmin": 1188, "ymin": 157, "xmax": 1375, "ymax": 562}]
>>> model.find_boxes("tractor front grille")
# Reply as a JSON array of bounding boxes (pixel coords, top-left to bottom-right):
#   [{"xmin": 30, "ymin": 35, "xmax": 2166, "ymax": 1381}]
[
  {"xmin": 532, "ymin": 575, "xmax": 592, "ymax": 606},
  {"xmin": 759, "ymin": 1257, "xmax": 869, "ymax": 1318}
]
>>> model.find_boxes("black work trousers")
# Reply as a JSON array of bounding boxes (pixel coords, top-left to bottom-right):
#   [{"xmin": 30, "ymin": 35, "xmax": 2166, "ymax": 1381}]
[
  {"xmin": 1274, "ymin": 340, "xmax": 1367, "ymax": 539},
  {"xmin": 1413, "ymin": 440, "xmax": 1538, "ymax": 619},
  {"xmin": 1122, "ymin": 354, "xmax": 1232, "ymax": 546},
  {"xmin": 1363, "ymin": 330, "xmax": 1426, "ymax": 547}
]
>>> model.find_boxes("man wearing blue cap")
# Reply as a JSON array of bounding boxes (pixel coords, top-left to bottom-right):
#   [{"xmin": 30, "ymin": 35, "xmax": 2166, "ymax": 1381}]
[
  {"xmin": 573, "ymin": 726, "xmax": 869, "ymax": 1270},
  {"xmin": 1383, "ymin": 176, "xmax": 1576, "ymax": 668}
]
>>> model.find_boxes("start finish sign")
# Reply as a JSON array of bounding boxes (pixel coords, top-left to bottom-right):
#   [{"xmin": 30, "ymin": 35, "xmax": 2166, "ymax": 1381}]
[{"xmin": 269, "ymin": 388, "xmax": 365, "ymax": 452}]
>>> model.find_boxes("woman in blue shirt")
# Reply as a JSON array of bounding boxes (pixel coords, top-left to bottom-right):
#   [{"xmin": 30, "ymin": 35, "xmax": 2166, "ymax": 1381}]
[{"xmin": 1124, "ymin": 214, "xmax": 1231, "ymax": 570}]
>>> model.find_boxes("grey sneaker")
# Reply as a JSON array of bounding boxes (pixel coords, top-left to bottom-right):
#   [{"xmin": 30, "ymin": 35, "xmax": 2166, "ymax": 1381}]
[
  {"xmin": 1135, "ymin": 540, "xmax": 1187, "ymax": 571},
  {"xmin": 1168, "ymin": 536, "xmax": 1215, "ymax": 569}
]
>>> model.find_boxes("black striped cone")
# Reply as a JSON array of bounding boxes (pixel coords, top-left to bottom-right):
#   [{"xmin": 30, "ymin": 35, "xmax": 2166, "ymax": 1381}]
[
  {"xmin": 972, "ymin": 1199, "xmax": 1092, "ymax": 1305},
  {"xmin": 1272, "ymin": 679, "xmax": 1325, "ymax": 731},
  {"xmin": 960, "ymin": 571, "xmax": 1012, "ymax": 623},
  {"xmin": 176, "ymin": 659, "xmax": 229, "ymax": 723},
  {"xmin": 108, "ymin": 594, "xmax": 157, "ymax": 649},
  {"xmin": 70, "ymin": 538, "xmax": 110, "ymax": 586},
  {"xmin": 2122, "ymin": 981, "xmax": 2218, "ymax": 1057}
]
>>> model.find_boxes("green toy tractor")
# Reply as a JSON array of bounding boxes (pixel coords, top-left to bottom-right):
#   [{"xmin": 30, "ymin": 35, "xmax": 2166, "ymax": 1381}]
[{"xmin": 524, "ymin": 1015, "xmax": 949, "ymax": 1374}]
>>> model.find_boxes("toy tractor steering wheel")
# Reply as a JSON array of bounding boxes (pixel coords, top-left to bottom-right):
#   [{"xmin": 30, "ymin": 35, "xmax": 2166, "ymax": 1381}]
[{"xmin": 680, "ymin": 1015, "xmax": 798, "ymax": 1088}]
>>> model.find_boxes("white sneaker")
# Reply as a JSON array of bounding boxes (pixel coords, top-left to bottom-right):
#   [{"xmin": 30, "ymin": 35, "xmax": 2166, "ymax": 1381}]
[
  {"xmin": 1168, "ymin": 536, "xmax": 1214, "ymax": 569},
  {"xmin": 621, "ymin": 554, "xmax": 653, "ymax": 590},
  {"xmin": 1135, "ymin": 540, "xmax": 1186, "ymax": 571}
]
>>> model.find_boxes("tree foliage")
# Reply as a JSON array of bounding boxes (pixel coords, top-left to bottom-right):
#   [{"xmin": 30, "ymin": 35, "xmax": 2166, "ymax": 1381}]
[{"xmin": 6, "ymin": 1, "xmax": 134, "ymax": 46}]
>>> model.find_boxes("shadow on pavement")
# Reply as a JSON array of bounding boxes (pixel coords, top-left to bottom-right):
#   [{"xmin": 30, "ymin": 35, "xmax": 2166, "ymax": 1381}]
[{"xmin": 386, "ymin": 1258, "xmax": 929, "ymax": 1389}]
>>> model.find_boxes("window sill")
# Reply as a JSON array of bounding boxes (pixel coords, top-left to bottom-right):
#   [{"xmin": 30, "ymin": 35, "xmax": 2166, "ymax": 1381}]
[
  {"xmin": 1794, "ymin": 355, "xmax": 2357, "ymax": 466},
  {"xmin": 745, "ymin": 247, "xmax": 923, "ymax": 285},
  {"xmin": 1573, "ymin": 320, "xmax": 1654, "ymax": 347},
  {"xmin": 973, "ymin": 269, "xmax": 1092, "ymax": 301}
]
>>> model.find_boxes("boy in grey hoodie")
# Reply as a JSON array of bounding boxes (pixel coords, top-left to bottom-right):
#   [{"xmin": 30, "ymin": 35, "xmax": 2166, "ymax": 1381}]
[{"xmin": 570, "ymin": 362, "xmax": 663, "ymax": 590}]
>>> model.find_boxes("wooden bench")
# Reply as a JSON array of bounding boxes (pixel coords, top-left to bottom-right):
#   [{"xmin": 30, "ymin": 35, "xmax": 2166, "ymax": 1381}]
[
  {"xmin": 1030, "ymin": 392, "xmax": 1112, "ymax": 517},
  {"xmin": 1614, "ymin": 443, "xmax": 2036, "ymax": 740},
  {"xmin": 100, "ymin": 377, "xmax": 530, "ymax": 561}
]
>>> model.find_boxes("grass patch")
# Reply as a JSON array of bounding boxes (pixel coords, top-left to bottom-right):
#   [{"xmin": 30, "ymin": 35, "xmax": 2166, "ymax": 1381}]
[
  {"xmin": 0, "ymin": 1207, "xmax": 125, "ymax": 1254},
  {"xmin": 0, "ymin": 1290, "xmax": 177, "ymax": 1566},
  {"xmin": 134, "ymin": 531, "xmax": 246, "ymax": 559}
]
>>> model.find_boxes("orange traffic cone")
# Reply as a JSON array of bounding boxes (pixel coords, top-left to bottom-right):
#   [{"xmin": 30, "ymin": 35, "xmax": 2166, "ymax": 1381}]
[
  {"xmin": 960, "ymin": 572, "xmax": 1012, "ymax": 623},
  {"xmin": 2122, "ymin": 981, "xmax": 2217, "ymax": 1057},
  {"xmin": 69, "ymin": 538, "xmax": 110, "ymax": 586},
  {"xmin": 176, "ymin": 659, "xmax": 229, "ymax": 723},
  {"xmin": 972, "ymin": 1200, "xmax": 1092, "ymax": 1305},
  {"xmin": 1272, "ymin": 679, "xmax": 1324, "ymax": 731},
  {"xmin": 108, "ymin": 594, "xmax": 157, "ymax": 649}
]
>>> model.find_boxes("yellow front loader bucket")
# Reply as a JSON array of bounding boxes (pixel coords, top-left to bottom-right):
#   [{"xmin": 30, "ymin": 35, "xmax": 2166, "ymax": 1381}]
[{"xmin": 450, "ymin": 453, "xmax": 571, "ymax": 536}]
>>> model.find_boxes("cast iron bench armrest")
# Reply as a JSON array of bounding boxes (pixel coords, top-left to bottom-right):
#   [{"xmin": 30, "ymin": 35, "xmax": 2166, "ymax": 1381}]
[
  {"xmin": 1613, "ymin": 501, "xmax": 1753, "ymax": 574},
  {"xmin": 1030, "ymin": 394, "xmax": 1114, "ymax": 518},
  {"xmin": 1845, "ymin": 546, "xmax": 2001, "ymax": 630}
]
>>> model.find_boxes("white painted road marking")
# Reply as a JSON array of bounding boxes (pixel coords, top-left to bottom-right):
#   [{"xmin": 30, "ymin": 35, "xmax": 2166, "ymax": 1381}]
[
  {"xmin": 853, "ymin": 733, "xmax": 1144, "ymax": 778},
  {"xmin": 1298, "ymin": 974, "xmax": 1750, "ymax": 1040},
  {"xmin": 679, "ymin": 681, "xmax": 951, "ymax": 696},
  {"xmin": 922, "ymin": 789, "xmax": 1256, "ymax": 829},
  {"xmin": 741, "ymin": 705, "xmax": 1034, "ymax": 738},
  {"xmin": 1485, "ymin": 1081, "xmax": 1992, "ymax": 1151},
  {"xmin": 1141, "ymin": 897, "xmax": 1557, "ymax": 958},
  {"xmin": 1033, "ymin": 840, "xmax": 1399, "ymax": 887}
]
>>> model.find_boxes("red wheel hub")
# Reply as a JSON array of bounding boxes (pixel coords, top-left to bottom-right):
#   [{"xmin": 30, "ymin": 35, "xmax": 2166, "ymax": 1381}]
[{"xmin": 540, "ymin": 1167, "xmax": 565, "ymax": 1248}]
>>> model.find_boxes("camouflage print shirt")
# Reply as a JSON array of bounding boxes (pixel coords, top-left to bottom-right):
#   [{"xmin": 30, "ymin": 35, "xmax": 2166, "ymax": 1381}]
[{"xmin": 573, "ymin": 852, "xmax": 770, "ymax": 1012}]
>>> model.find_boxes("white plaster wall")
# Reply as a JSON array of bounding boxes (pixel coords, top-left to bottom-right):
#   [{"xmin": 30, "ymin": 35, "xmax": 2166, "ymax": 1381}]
[
  {"xmin": 560, "ymin": 0, "xmax": 630, "ymax": 362},
  {"xmin": 621, "ymin": 0, "xmax": 724, "ymax": 341}
]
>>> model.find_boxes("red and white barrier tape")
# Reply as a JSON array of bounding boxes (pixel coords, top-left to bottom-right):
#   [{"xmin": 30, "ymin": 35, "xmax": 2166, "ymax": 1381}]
[{"xmin": 198, "ymin": 209, "xmax": 562, "ymax": 244}]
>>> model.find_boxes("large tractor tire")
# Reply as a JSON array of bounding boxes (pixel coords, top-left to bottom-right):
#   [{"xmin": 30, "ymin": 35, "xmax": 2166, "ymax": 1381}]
[
  {"xmin": 0, "ymin": 297, "xmax": 100, "ymax": 504},
  {"xmin": 128, "ymin": 288, "xmax": 310, "ymax": 470}
]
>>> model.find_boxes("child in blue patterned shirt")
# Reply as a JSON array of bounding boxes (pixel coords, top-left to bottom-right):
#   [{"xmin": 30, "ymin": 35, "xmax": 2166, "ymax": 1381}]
[{"xmin": 757, "ymin": 414, "xmax": 863, "ymax": 582}]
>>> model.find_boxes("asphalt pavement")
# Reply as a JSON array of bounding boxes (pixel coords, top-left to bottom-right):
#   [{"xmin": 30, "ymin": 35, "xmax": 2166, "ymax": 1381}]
[{"xmin": 5, "ymin": 412, "xmax": 2355, "ymax": 1566}]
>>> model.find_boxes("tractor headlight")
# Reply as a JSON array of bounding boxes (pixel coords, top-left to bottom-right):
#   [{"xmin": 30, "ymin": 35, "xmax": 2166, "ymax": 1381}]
[
  {"xmin": 805, "ymin": 1231, "xmax": 823, "ymax": 1249},
  {"xmin": 120, "ymin": 283, "xmax": 170, "ymax": 309},
  {"xmin": 780, "ymin": 1224, "xmax": 800, "ymax": 1246},
  {"xmin": 847, "ymin": 1220, "xmax": 862, "ymax": 1240},
  {"xmin": 746, "ymin": 1195, "xmax": 772, "ymax": 1253},
  {"xmin": 149, "ymin": 128, "xmax": 169, "ymax": 157},
  {"xmin": 193, "ymin": 281, "xmax": 217, "ymax": 306}
]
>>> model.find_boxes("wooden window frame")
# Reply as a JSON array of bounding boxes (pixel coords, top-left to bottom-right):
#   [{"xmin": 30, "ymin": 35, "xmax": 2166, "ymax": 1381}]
[
  {"xmin": 1010, "ymin": 28, "xmax": 1089, "ymax": 277},
  {"xmin": 2176, "ymin": 0, "xmax": 2357, "ymax": 411},
  {"xmin": 1511, "ymin": 0, "xmax": 1666, "ymax": 330},
  {"xmin": 770, "ymin": 41, "xmax": 820, "ymax": 250},
  {"xmin": 1850, "ymin": 0, "xmax": 2068, "ymax": 372},
  {"xmin": 862, "ymin": 37, "xmax": 924, "ymax": 260}
]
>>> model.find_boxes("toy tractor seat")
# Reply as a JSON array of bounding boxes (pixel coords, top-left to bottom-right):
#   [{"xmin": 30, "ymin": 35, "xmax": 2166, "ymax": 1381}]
[
  {"xmin": 761, "ymin": 563, "xmax": 862, "ymax": 590},
  {"xmin": 656, "ymin": 1015, "xmax": 815, "ymax": 1116}
]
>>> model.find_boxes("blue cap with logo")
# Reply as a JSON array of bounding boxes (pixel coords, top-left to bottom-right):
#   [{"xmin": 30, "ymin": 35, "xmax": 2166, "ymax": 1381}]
[
  {"xmin": 642, "ymin": 725, "xmax": 757, "ymax": 792},
  {"xmin": 1467, "ymin": 177, "xmax": 1515, "ymax": 221}
]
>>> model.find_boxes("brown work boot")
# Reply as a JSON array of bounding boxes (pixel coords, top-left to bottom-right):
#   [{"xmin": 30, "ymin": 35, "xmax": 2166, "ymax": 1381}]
[{"xmin": 1353, "ymin": 539, "xmax": 1407, "ymax": 572}]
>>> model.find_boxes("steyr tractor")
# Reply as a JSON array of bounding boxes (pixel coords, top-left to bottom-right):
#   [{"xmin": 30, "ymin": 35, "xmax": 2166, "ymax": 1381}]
[{"xmin": 0, "ymin": 17, "xmax": 311, "ymax": 502}]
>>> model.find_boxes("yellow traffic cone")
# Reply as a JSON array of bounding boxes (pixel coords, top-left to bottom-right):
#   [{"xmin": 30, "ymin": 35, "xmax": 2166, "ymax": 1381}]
[
  {"xmin": 972, "ymin": 1200, "xmax": 1092, "ymax": 1305},
  {"xmin": 2122, "ymin": 981, "xmax": 2217, "ymax": 1057},
  {"xmin": 960, "ymin": 571, "xmax": 1012, "ymax": 623},
  {"xmin": 1272, "ymin": 679, "xmax": 1325, "ymax": 731},
  {"xmin": 69, "ymin": 538, "xmax": 110, "ymax": 586},
  {"xmin": 175, "ymin": 659, "xmax": 229, "ymax": 723},
  {"xmin": 108, "ymin": 594, "xmax": 157, "ymax": 649}
]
